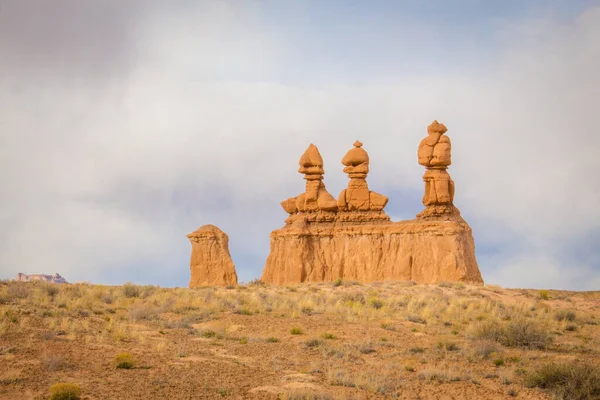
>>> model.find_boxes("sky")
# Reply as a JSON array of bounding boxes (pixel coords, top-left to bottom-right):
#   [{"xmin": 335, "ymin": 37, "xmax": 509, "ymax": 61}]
[{"xmin": 1, "ymin": 0, "xmax": 599, "ymax": 290}]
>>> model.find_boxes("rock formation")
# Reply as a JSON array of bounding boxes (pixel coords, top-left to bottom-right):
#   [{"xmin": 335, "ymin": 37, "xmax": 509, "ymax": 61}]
[
  {"xmin": 16, "ymin": 273, "xmax": 68, "ymax": 284},
  {"xmin": 188, "ymin": 225, "xmax": 238, "ymax": 287},
  {"xmin": 261, "ymin": 122, "xmax": 483, "ymax": 285},
  {"xmin": 417, "ymin": 120, "xmax": 458, "ymax": 220},
  {"xmin": 337, "ymin": 141, "xmax": 390, "ymax": 223},
  {"xmin": 281, "ymin": 144, "xmax": 338, "ymax": 222}
]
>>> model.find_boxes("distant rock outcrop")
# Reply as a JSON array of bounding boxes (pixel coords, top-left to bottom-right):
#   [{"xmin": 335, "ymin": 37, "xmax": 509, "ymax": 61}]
[
  {"xmin": 261, "ymin": 121, "xmax": 483, "ymax": 285},
  {"xmin": 187, "ymin": 225, "xmax": 238, "ymax": 288},
  {"xmin": 16, "ymin": 273, "xmax": 68, "ymax": 284}
]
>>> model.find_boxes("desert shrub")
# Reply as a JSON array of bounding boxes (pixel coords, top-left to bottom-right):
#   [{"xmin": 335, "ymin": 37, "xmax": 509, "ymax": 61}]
[
  {"xmin": 129, "ymin": 303, "xmax": 159, "ymax": 321},
  {"xmin": 122, "ymin": 283, "xmax": 140, "ymax": 298},
  {"xmin": 333, "ymin": 278, "xmax": 343, "ymax": 287},
  {"xmin": 140, "ymin": 285, "xmax": 158, "ymax": 298},
  {"xmin": 303, "ymin": 339, "xmax": 324, "ymax": 349},
  {"xmin": 353, "ymin": 342, "xmax": 376, "ymax": 354},
  {"xmin": 418, "ymin": 369, "xmax": 463, "ymax": 383},
  {"xmin": 470, "ymin": 339, "xmax": 502, "ymax": 359},
  {"xmin": 247, "ymin": 279, "xmax": 266, "ymax": 287},
  {"xmin": 322, "ymin": 333, "xmax": 336, "ymax": 340},
  {"xmin": 43, "ymin": 353, "xmax": 68, "ymax": 371},
  {"xmin": 266, "ymin": 337, "xmax": 280, "ymax": 343},
  {"xmin": 42, "ymin": 283, "xmax": 60, "ymax": 297},
  {"xmin": 555, "ymin": 309, "xmax": 576, "ymax": 322},
  {"xmin": 503, "ymin": 320, "xmax": 551, "ymax": 348},
  {"xmin": 7, "ymin": 284, "xmax": 29, "ymax": 299},
  {"xmin": 113, "ymin": 353, "xmax": 135, "ymax": 369},
  {"xmin": 369, "ymin": 298, "xmax": 384, "ymax": 309},
  {"xmin": 525, "ymin": 362, "xmax": 600, "ymax": 400},
  {"xmin": 290, "ymin": 327, "xmax": 303, "ymax": 335},
  {"xmin": 406, "ymin": 314, "xmax": 426, "ymax": 324},
  {"xmin": 380, "ymin": 322, "xmax": 396, "ymax": 331},
  {"xmin": 469, "ymin": 319, "xmax": 551, "ymax": 349},
  {"xmin": 201, "ymin": 329, "xmax": 217, "ymax": 338},
  {"xmin": 565, "ymin": 324, "xmax": 578, "ymax": 332},
  {"xmin": 409, "ymin": 347, "xmax": 425, "ymax": 354},
  {"xmin": 538, "ymin": 290, "xmax": 549, "ymax": 300},
  {"xmin": 49, "ymin": 383, "xmax": 81, "ymax": 400},
  {"xmin": 437, "ymin": 341, "xmax": 460, "ymax": 351}
]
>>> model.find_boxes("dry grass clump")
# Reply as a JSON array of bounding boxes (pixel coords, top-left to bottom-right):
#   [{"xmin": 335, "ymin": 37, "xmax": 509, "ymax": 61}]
[
  {"xmin": 49, "ymin": 383, "xmax": 81, "ymax": 400},
  {"xmin": 418, "ymin": 369, "xmax": 465, "ymax": 383},
  {"xmin": 327, "ymin": 368, "xmax": 399, "ymax": 394},
  {"xmin": 469, "ymin": 339, "xmax": 502, "ymax": 359},
  {"xmin": 525, "ymin": 362, "xmax": 600, "ymax": 400},
  {"xmin": 303, "ymin": 338, "xmax": 325, "ymax": 349},
  {"xmin": 555, "ymin": 309, "xmax": 577, "ymax": 322},
  {"xmin": 42, "ymin": 352, "xmax": 69, "ymax": 371},
  {"xmin": 468, "ymin": 318, "xmax": 551, "ymax": 349},
  {"xmin": 113, "ymin": 353, "xmax": 136, "ymax": 369},
  {"xmin": 6, "ymin": 283, "xmax": 30, "ymax": 300},
  {"xmin": 122, "ymin": 283, "xmax": 141, "ymax": 298}
]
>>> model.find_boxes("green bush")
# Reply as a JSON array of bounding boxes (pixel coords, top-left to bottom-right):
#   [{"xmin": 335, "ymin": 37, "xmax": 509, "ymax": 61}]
[
  {"xmin": 525, "ymin": 362, "xmax": 600, "ymax": 400},
  {"xmin": 114, "ymin": 353, "xmax": 136, "ymax": 369},
  {"xmin": 290, "ymin": 327, "xmax": 303, "ymax": 335},
  {"xmin": 49, "ymin": 383, "xmax": 81, "ymax": 400}
]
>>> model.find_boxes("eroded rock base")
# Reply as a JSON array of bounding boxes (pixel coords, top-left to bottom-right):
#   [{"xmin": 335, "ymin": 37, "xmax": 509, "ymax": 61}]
[{"xmin": 261, "ymin": 213, "xmax": 483, "ymax": 285}]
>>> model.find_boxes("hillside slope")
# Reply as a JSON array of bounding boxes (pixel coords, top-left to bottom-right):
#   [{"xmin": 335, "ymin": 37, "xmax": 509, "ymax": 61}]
[{"xmin": 1, "ymin": 280, "xmax": 599, "ymax": 399}]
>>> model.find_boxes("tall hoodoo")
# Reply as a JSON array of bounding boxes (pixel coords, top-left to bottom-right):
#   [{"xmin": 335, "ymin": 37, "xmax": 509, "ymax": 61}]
[
  {"xmin": 280, "ymin": 143, "xmax": 338, "ymax": 221},
  {"xmin": 417, "ymin": 120, "xmax": 458, "ymax": 220},
  {"xmin": 338, "ymin": 141, "xmax": 389, "ymax": 213}
]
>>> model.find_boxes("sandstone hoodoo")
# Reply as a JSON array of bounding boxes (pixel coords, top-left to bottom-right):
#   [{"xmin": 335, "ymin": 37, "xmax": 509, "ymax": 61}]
[
  {"xmin": 261, "ymin": 121, "xmax": 483, "ymax": 285},
  {"xmin": 281, "ymin": 143, "xmax": 338, "ymax": 220},
  {"xmin": 188, "ymin": 225, "xmax": 238, "ymax": 288}
]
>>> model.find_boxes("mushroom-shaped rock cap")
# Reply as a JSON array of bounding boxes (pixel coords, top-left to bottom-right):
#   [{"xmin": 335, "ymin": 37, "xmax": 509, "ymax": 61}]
[
  {"xmin": 342, "ymin": 140, "xmax": 369, "ymax": 166},
  {"xmin": 427, "ymin": 120, "xmax": 448, "ymax": 135},
  {"xmin": 298, "ymin": 143, "xmax": 325, "ymax": 175},
  {"xmin": 187, "ymin": 224, "xmax": 228, "ymax": 240}
]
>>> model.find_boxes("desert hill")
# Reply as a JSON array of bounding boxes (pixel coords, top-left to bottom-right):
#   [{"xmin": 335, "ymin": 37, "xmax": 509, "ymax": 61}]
[{"xmin": 1, "ymin": 280, "xmax": 599, "ymax": 399}]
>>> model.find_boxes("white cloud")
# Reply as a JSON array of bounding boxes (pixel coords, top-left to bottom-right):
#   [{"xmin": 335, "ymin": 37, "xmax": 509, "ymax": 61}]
[{"xmin": 0, "ymin": 4, "xmax": 598, "ymax": 289}]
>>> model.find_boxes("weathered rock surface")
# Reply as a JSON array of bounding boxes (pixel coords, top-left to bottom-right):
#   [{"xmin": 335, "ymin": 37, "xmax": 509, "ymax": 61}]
[
  {"xmin": 261, "ymin": 123, "xmax": 483, "ymax": 285},
  {"xmin": 262, "ymin": 218, "xmax": 480, "ymax": 284},
  {"xmin": 16, "ymin": 273, "xmax": 68, "ymax": 284},
  {"xmin": 188, "ymin": 225, "xmax": 238, "ymax": 287}
]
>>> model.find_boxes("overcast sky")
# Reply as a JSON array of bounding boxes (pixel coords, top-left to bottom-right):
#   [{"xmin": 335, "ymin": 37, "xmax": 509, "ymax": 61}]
[{"xmin": 1, "ymin": 1, "xmax": 598, "ymax": 290}]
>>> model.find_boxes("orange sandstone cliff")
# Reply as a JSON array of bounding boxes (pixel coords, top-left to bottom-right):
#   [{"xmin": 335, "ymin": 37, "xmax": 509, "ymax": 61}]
[
  {"xmin": 188, "ymin": 225, "xmax": 238, "ymax": 287},
  {"xmin": 261, "ymin": 122, "xmax": 483, "ymax": 285}
]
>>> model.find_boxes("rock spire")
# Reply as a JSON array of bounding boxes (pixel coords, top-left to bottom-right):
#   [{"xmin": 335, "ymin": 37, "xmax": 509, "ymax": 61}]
[
  {"xmin": 188, "ymin": 225, "xmax": 238, "ymax": 287},
  {"xmin": 417, "ymin": 120, "xmax": 459, "ymax": 220}
]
